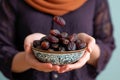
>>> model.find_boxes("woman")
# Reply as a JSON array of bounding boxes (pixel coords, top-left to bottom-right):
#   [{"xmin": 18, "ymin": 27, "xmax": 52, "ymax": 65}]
[{"xmin": 0, "ymin": 0, "xmax": 115, "ymax": 80}]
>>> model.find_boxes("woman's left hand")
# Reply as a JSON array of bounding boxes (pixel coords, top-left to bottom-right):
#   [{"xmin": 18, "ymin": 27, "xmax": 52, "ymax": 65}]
[{"xmin": 58, "ymin": 33, "xmax": 96, "ymax": 73}]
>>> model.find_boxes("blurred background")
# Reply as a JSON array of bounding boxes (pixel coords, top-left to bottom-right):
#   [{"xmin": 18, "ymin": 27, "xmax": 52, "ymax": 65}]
[
  {"xmin": 97, "ymin": 0, "xmax": 120, "ymax": 79},
  {"xmin": 0, "ymin": 0, "xmax": 120, "ymax": 80}
]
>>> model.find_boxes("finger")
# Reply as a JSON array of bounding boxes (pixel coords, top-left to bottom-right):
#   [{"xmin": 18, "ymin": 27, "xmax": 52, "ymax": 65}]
[
  {"xmin": 58, "ymin": 65, "xmax": 68, "ymax": 73},
  {"xmin": 24, "ymin": 43, "xmax": 32, "ymax": 54},
  {"xmin": 25, "ymin": 50, "xmax": 54, "ymax": 72},
  {"xmin": 33, "ymin": 63, "xmax": 54, "ymax": 72},
  {"xmin": 78, "ymin": 33, "xmax": 95, "ymax": 53},
  {"xmin": 59, "ymin": 51, "xmax": 90, "ymax": 73},
  {"xmin": 24, "ymin": 33, "xmax": 46, "ymax": 51},
  {"xmin": 69, "ymin": 51, "xmax": 90, "ymax": 69},
  {"xmin": 77, "ymin": 33, "xmax": 91, "ymax": 41},
  {"xmin": 87, "ymin": 38, "xmax": 95, "ymax": 53},
  {"xmin": 52, "ymin": 65, "xmax": 61, "ymax": 72}
]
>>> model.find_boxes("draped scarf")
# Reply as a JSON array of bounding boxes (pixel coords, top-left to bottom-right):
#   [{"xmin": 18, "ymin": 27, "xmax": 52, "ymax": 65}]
[{"xmin": 25, "ymin": 0, "xmax": 87, "ymax": 16}]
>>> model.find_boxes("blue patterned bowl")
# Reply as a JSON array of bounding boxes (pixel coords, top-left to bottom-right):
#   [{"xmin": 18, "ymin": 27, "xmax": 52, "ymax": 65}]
[{"xmin": 32, "ymin": 47, "xmax": 86, "ymax": 65}]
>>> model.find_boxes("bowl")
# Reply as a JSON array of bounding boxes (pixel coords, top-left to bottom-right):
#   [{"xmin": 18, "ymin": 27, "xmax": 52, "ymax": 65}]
[{"xmin": 32, "ymin": 46, "xmax": 86, "ymax": 65}]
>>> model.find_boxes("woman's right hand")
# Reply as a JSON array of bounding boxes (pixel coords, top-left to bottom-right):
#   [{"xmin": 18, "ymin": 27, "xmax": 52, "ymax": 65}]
[{"xmin": 24, "ymin": 33, "xmax": 60, "ymax": 72}]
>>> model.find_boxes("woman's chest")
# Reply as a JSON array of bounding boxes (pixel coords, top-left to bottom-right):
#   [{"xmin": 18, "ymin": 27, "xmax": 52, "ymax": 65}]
[{"xmin": 16, "ymin": 0, "xmax": 96, "ymax": 35}]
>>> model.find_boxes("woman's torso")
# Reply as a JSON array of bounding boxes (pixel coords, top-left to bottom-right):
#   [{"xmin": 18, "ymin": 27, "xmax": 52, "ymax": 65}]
[{"xmin": 12, "ymin": 0, "xmax": 98, "ymax": 80}]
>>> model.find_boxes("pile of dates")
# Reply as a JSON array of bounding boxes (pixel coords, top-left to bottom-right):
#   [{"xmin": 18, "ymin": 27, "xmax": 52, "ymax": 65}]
[{"xmin": 33, "ymin": 29, "xmax": 86, "ymax": 51}]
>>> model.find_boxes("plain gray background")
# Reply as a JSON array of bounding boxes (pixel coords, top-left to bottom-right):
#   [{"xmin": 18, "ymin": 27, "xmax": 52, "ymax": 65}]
[{"xmin": 0, "ymin": 0, "xmax": 120, "ymax": 80}]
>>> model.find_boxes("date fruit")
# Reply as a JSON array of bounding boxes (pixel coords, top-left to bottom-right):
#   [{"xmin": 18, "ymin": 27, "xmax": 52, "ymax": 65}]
[
  {"xmin": 40, "ymin": 41, "xmax": 50, "ymax": 50},
  {"xmin": 53, "ymin": 16, "xmax": 66, "ymax": 27},
  {"xmin": 33, "ymin": 40, "xmax": 41, "ymax": 48},
  {"xmin": 48, "ymin": 35, "xmax": 59, "ymax": 43},
  {"xmin": 33, "ymin": 29, "xmax": 86, "ymax": 51},
  {"xmin": 68, "ymin": 33, "xmax": 78, "ymax": 42},
  {"xmin": 50, "ymin": 29, "xmax": 60, "ymax": 37},
  {"xmin": 67, "ymin": 42, "xmax": 76, "ymax": 51},
  {"xmin": 59, "ymin": 32, "xmax": 68, "ymax": 38}
]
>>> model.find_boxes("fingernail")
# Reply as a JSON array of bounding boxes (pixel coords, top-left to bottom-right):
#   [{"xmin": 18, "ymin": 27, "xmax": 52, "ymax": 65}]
[{"xmin": 61, "ymin": 70, "xmax": 65, "ymax": 73}]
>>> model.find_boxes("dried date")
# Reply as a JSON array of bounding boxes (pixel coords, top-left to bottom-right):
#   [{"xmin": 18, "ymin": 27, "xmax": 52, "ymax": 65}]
[
  {"xmin": 40, "ymin": 41, "xmax": 50, "ymax": 50},
  {"xmin": 50, "ymin": 29, "xmax": 60, "ymax": 37},
  {"xmin": 33, "ymin": 29, "xmax": 87, "ymax": 51},
  {"xmin": 67, "ymin": 42, "xmax": 76, "ymax": 51},
  {"xmin": 48, "ymin": 35, "xmax": 59, "ymax": 43},
  {"xmin": 68, "ymin": 33, "xmax": 78, "ymax": 42}
]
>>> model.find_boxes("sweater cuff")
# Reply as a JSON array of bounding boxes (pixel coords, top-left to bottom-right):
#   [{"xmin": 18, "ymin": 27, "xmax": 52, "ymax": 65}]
[
  {"xmin": 0, "ymin": 49, "xmax": 18, "ymax": 80},
  {"xmin": 96, "ymin": 39, "xmax": 112, "ymax": 73}
]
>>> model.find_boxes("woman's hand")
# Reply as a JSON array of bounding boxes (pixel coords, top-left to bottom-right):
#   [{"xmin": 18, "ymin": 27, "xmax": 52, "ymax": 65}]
[
  {"xmin": 24, "ymin": 33, "xmax": 60, "ymax": 72},
  {"xmin": 16, "ymin": 32, "xmax": 99, "ymax": 73},
  {"xmin": 58, "ymin": 33, "xmax": 99, "ymax": 73}
]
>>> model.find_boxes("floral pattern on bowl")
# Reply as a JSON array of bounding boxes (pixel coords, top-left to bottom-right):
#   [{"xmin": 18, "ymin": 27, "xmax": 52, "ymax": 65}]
[{"xmin": 32, "ymin": 47, "xmax": 86, "ymax": 65}]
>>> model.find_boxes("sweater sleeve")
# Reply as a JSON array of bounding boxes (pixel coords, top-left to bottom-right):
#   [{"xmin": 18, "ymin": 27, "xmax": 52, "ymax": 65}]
[
  {"xmin": 0, "ymin": 0, "xmax": 19, "ymax": 79},
  {"xmin": 93, "ymin": 0, "xmax": 115, "ymax": 73}
]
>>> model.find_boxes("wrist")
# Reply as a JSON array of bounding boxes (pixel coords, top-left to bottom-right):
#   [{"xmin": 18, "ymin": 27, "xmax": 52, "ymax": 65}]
[{"xmin": 11, "ymin": 52, "xmax": 31, "ymax": 73}]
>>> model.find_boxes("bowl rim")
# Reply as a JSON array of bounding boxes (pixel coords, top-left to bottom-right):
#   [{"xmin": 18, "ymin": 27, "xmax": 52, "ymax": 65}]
[{"xmin": 32, "ymin": 45, "xmax": 86, "ymax": 54}]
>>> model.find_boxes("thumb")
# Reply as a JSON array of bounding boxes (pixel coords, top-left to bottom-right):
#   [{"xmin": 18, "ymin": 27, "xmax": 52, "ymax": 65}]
[
  {"xmin": 87, "ymin": 38, "xmax": 95, "ymax": 53},
  {"xmin": 24, "ymin": 42, "xmax": 32, "ymax": 54}
]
